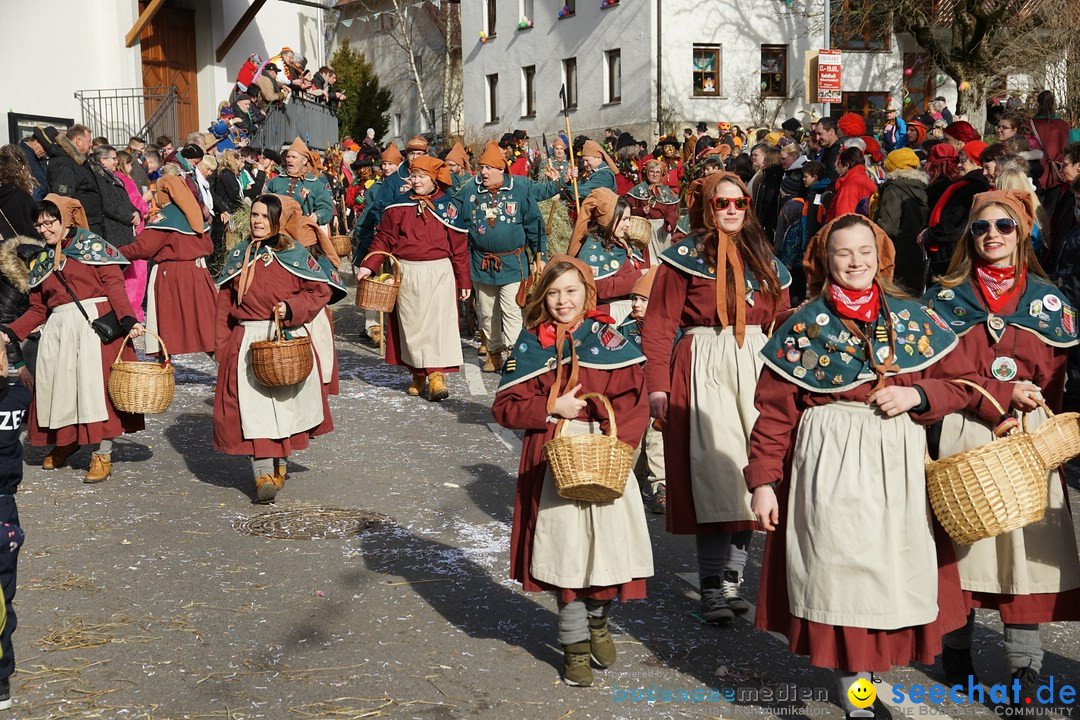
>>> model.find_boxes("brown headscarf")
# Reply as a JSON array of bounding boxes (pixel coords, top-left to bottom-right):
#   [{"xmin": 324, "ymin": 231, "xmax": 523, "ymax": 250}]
[
  {"xmin": 287, "ymin": 137, "xmax": 319, "ymax": 174},
  {"xmin": 581, "ymin": 140, "xmax": 617, "ymax": 173},
  {"xmin": 529, "ymin": 255, "xmax": 599, "ymax": 415},
  {"xmin": 381, "ymin": 144, "xmax": 403, "ymax": 165},
  {"xmin": 44, "ymin": 194, "xmax": 89, "ymax": 271},
  {"xmin": 405, "ymin": 135, "xmax": 430, "ymax": 152},
  {"xmin": 155, "ymin": 175, "xmax": 204, "ymax": 234},
  {"xmin": 276, "ymin": 195, "xmax": 341, "ymax": 269},
  {"xmin": 802, "ymin": 213, "xmax": 896, "ymax": 297},
  {"xmin": 445, "ymin": 142, "xmax": 471, "ymax": 174},
  {"xmin": 409, "ymin": 155, "xmax": 453, "ymax": 191},
  {"xmin": 968, "ymin": 189, "xmax": 1036, "ymax": 238},
  {"xmin": 568, "ymin": 188, "xmax": 619, "ymax": 258},
  {"xmin": 478, "ymin": 141, "xmax": 508, "ymax": 171},
  {"xmin": 631, "ymin": 266, "xmax": 657, "ymax": 298}
]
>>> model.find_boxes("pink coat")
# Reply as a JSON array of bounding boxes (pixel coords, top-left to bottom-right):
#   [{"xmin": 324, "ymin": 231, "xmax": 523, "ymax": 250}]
[{"xmin": 116, "ymin": 171, "xmax": 149, "ymax": 234}]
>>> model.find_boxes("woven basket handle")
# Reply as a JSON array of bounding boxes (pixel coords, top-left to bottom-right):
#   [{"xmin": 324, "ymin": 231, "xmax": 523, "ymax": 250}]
[
  {"xmin": 112, "ymin": 327, "xmax": 170, "ymax": 366},
  {"xmin": 950, "ymin": 378, "xmax": 1006, "ymax": 416},
  {"xmin": 552, "ymin": 392, "xmax": 618, "ymax": 440},
  {"xmin": 1021, "ymin": 396, "xmax": 1055, "ymax": 433},
  {"xmin": 361, "ymin": 250, "xmax": 401, "ymax": 284}
]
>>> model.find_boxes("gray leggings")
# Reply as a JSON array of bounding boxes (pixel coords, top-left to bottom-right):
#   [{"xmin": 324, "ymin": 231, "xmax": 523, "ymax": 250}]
[
  {"xmin": 943, "ymin": 609, "xmax": 1043, "ymax": 673},
  {"xmin": 696, "ymin": 531, "xmax": 752, "ymax": 580},
  {"xmin": 557, "ymin": 598, "xmax": 612, "ymax": 645}
]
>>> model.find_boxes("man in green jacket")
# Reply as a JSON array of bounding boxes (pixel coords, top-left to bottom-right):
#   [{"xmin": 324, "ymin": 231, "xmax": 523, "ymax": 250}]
[{"xmin": 265, "ymin": 137, "xmax": 334, "ymax": 226}]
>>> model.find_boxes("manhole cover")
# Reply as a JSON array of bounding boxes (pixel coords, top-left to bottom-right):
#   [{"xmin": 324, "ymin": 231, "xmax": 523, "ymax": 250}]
[{"xmin": 233, "ymin": 506, "xmax": 389, "ymax": 540}]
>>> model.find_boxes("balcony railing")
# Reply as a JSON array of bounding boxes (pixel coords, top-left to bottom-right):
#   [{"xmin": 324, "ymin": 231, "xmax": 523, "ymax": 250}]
[
  {"xmin": 250, "ymin": 97, "xmax": 340, "ymax": 151},
  {"xmin": 75, "ymin": 86, "xmax": 179, "ymax": 143}
]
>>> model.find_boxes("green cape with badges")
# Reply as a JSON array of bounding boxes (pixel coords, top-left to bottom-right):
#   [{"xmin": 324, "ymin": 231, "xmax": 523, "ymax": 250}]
[
  {"xmin": 497, "ymin": 318, "xmax": 646, "ymax": 391},
  {"xmin": 28, "ymin": 228, "xmax": 129, "ymax": 289},
  {"xmin": 626, "ymin": 181, "xmax": 679, "ymax": 205},
  {"xmin": 659, "ymin": 234, "xmax": 792, "ymax": 293},
  {"xmin": 577, "ymin": 235, "xmax": 645, "ymax": 280},
  {"xmin": 383, "ymin": 193, "xmax": 467, "ymax": 233},
  {"xmin": 216, "ymin": 236, "xmax": 343, "ymax": 300},
  {"xmin": 143, "ymin": 202, "xmax": 210, "ymax": 235},
  {"xmin": 923, "ymin": 278, "xmax": 1079, "ymax": 349},
  {"xmin": 760, "ymin": 294, "xmax": 959, "ymax": 393}
]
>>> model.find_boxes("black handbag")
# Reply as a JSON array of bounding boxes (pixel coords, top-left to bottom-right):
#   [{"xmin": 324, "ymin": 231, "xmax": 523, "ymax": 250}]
[{"xmin": 53, "ymin": 269, "xmax": 125, "ymax": 344}]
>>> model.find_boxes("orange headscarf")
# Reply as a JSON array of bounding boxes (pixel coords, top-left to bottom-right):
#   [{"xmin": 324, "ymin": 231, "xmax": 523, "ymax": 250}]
[
  {"xmin": 802, "ymin": 213, "xmax": 896, "ymax": 297},
  {"xmin": 968, "ymin": 189, "xmax": 1036, "ymax": 238},
  {"xmin": 276, "ymin": 195, "xmax": 341, "ymax": 269},
  {"xmin": 155, "ymin": 175, "xmax": 204, "ymax": 234},
  {"xmin": 631, "ymin": 266, "xmax": 657, "ymax": 298},
  {"xmin": 409, "ymin": 155, "xmax": 453, "ymax": 190},
  {"xmin": 381, "ymin": 144, "xmax": 403, "ymax": 165},
  {"xmin": 445, "ymin": 142, "xmax": 471, "ymax": 174},
  {"xmin": 44, "ymin": 194, "xmax": 89, "ymax": 271},
  {"xmin": 568, "ymin": 188, "xmax": 619, "ymax": 257},
  {"xmin": 581, "ymin": 139, "xmax": 617, "ymax": 173},
  {"xmin": 478, "ymin": 141, "xmax": 508, "ymax": 171},
  {"xmin": 287, "ymin": 137, "xmax": 320, "ymax": 174}
]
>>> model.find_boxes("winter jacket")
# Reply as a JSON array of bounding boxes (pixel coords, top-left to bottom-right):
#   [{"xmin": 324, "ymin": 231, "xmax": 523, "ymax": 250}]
[
  {"xmin": 1045, "ymin": 182, "xmax": 1078, "ymax": 269},
  {"xmin": 826, "ymin": 165, "xmax": 877, "ymax": 222},
  {"xmin": 0, "ymin": 237, "xmax": 42, "ymax": 368},
  {"xmin": 874, "ymin": 168, "xmax": 929, "ymax": 295},
  {"xmin": 90, "ymin": 161, "xmax": 137, "ymax": 247},
  {"xmin": 116, "ymin": 171, "xmax": 149, "ymax": 234},
  {"xmin": 779, "ymin": 156, "xmax": 807, "ymax": 200},
  {"xmin": 0, "ymin": 185, "xmax": 36, "ymax": 240},
  {"xmin": 816, "ymin": 141, "xmax": 842, "ymax": 182},
  {"xmin": 1030, "ymin": 116, "xmax": 1070, "ymax": 192},
  {"xmin": 212, "ymin": 170, "xmax": 242, "ymax": 216},
  {"xmin": 881, "ymin": 118, "xmax": 907, "ymax": 152},
  {"xmin": 46, "ymin": 135, "xmax": 104, "ymax": 234},
  {"xmin": 17, "ymin": 141, "xmax": 48, "ymax": 200},
  {"xmin": 924, "ymin": 169, "xmax": 991, "ymax": 278},
  {"xmin": 752, "ymin": 165, "xmax": 784, "ymax": 235}
]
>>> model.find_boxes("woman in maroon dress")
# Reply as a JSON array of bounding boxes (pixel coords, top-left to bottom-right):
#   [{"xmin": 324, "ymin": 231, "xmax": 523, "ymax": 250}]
[
  {"xmin": 121, "ymin": 175, "xmax": 217, "ymax": 356},
  {"xmin": 357, "ymin": 156, "xmax": 470, "ymax": 401},
  {"xmin": 746, "ymin": 215, "xmax": 973, "ymax": 719},
  {"xmin": 492, "ymin": 256, "xmax": 651, "ymax": 688},
  {"xmin": 924, "ymin": 190, "xmax": 1080, "ymax": 701},
  {"xmin": 1, "ymin": 195, "xmax": 144, "ymax": 484},
  {"xmin": 642, "ymin": 172, "xmax": 790, "ymax": 623},
  {"xmin": 625, "ymin": 160, "xmax": 679, "ymax": 262},
  {"xmin": 213, "ymin": 195, "xmax": 334, "ymax": 503}
]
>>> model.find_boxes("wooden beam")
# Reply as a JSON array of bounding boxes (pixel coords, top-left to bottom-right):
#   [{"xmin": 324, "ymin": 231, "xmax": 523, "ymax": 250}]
[
  {"xmin": 125, "ymin": 0, "xmax": 167, "ymax": 48},
  {"xmin": 215, "ymin": 0, "xmax": 269, "ymax": 63}
]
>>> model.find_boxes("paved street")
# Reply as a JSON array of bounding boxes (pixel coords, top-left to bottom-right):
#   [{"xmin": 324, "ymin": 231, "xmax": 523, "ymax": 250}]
[{"xmin": 8, "ymin": 278, "xmax": 1080, "ymax": 719}]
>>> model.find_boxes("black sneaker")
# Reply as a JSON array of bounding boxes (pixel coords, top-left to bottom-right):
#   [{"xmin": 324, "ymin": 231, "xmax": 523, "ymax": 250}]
[
  {"xmin": 941, "ymin": 645, "xmax": 979, "ymax": 688},
  {"xmin": 700, "ymin": 575, "xmax": 734, "ymax": 623},
  {"xmin": 846, "ymin": 698, "xmax": 893, "ymax": 720},
  {"xmin": 0, "ymin": 676, "xmax": 11, "ymax": 710},
  {"xmin": 1011, "ymin": 666, "xmax": 1040, "ymax": 708},
  {"xmin": 721, "ymin": 569, "xmax": 751, "ymax": 614}
]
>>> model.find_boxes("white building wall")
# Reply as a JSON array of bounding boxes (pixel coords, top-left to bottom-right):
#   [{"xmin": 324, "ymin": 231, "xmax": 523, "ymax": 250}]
[
  {"xmin": 0, "ymin": 0, "xmax": 323, "ymax": 141},
  {"xmin": 460, "ymin": 1, "xmax": 654, "ymax": 143}
]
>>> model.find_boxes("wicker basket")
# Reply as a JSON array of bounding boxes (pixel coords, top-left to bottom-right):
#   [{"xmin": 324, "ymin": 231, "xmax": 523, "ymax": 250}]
[
  {"xmin": 107, "ymin": 329, "xmax": 175, "ymax": 414},
  {"xmin": 625, "ymin": 215, "xmax": 653, "ymax": 250},
  {"xmin": 355, "ymin": 251, "xmax": 401, "ymax": 313},
  {"xmin": 1025, "ymin": 398, "xmax": 1080, "ymax": 471},
  {"xmin": 926, "ymin": 379, "xmax": 1047, "ymax": 545},
  {"xmin": 249, "ymin": 315, "xmax": 314, "ymax": 387},
  {"xmin": 543, "ymin": 393, "xmax": 634, "ymax": 503},
  {"xmin": 331, "ymin": 234, "xmax": 352, "ymax": 258}
]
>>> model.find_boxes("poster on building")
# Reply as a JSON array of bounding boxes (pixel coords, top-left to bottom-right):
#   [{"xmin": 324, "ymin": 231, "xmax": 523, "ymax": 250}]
[{"xmin": 817, "ymin": 50, "xmax": 842, "ymax": 104}]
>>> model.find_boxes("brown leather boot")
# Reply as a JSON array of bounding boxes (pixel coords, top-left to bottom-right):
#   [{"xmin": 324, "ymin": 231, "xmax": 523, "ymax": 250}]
[
  {"xmin": 43, "ymin": 443, "xmax": 79, "ymax": 470},
  {"xmin": 481, "ymin": 350, "xmax": 503, "ymax": 373},
  {"xmin": 255, "ymin": 473, "xmax": 284, "ymax": 503},
  {"xmin": 406, "ymin": 373, "xmax": 426, "ymax": 396},
  {"xmin": 275, "ymin": 461, "xmax": 287, "ymax": 483},
  {"xmin": 428, "ymin": 372, "xmax": 449, "ymax": 401},
  {"xmin": 368, "ymin": 324, "xmax": 383, "ymax": 345},
  {"xmin": 83, "ymin": 454, "xmax": 112, "ymax": 484}
]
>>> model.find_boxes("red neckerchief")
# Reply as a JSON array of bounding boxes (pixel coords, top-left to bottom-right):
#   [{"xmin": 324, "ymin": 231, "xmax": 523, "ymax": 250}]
[
  {"xmin": 829, "ymin": 282, "xmax": 880, "ymax": 323},
  {"xmin": 537, "ymin": 310, "xmax": 615, "ymax": 348},
  {"xmin": 974, "ymin": 262, "xmax": 1025, "ymax": 314}
]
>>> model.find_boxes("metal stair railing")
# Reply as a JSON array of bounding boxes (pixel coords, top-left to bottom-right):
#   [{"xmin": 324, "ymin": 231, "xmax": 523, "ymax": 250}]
[{"xmin": 74, "ymin": 87, "xmax": 179, "ymax": 143}]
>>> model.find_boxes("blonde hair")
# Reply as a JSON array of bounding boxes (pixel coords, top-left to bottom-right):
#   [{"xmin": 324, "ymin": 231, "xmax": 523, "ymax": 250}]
[
  {"xmin": 198, "ymin": 154, "xmax": 218, "ymax": 172},
  {"xmin": 218, "ymin": 149, "xmax": 243, "ymax": 175},
  {"xmin": 522, "ymin": 261, "xmax": 595, "ymax": 329},
  {"xmin": 937, "ymin": 201, "xmax": 1049, "ymax": 289},
  {"xmin": 993, "ymin": 167, "xmax": 1047, "ymax": 237}
]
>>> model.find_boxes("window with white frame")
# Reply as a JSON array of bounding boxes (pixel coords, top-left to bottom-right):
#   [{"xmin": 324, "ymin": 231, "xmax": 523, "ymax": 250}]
[
  {"xmin": 484, "ymin": 0, "xmax": 497, "ymax": 37},
  {"xmin": 563, "ymin": 57, "xmax": 578, "ymax": 109},
  {"xmin": 693, "ymin": 44, "xmax": 721, "ymax": 96},
  {"xmin": 486, "ymin": 73, "xmax": 499, "ymax": 123},
  {"xmin": 605, "ymin": 49, "xmax": 621, "ymax": 104},
  {"xmin": 393, "ymin": 113, "xmax": 401, "ymax": 138},
  {"xmin": 522, "ymin": 65, "xmax": 536, "ymax": 117}
]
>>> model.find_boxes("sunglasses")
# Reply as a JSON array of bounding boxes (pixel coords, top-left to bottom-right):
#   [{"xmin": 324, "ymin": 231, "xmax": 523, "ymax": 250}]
[
  {"xmin": 711, "ymin": 196, "xmax": 750, "ymax": 211},
  {"xmin": 970, "ymin": 218, "xmax": 1018, "ymax": 236}
]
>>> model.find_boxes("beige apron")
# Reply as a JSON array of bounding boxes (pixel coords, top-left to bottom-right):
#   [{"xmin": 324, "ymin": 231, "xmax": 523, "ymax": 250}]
[
  {"xmin": 144, "ymin": 258, "xmax": 208, "ymax": 355},
  {"xmin": 686, "ymin": 325, "xmax": 766, "ymax": 524},
  {"xmin": 236, "ymin": 319, "xmax": 323, "ymax": 439},
  {"xmin": 646, "ymin": 217, "xmax": 669, "ymax": 266},
  {"xmin": 607, "ymin": 299, "xmax": 633, "ymax": 326},
  {"xmin": 787, "ymin": 401, "xmax": 937, "ymax": 629},
  {"xmin": 531, "ymin": 419, "xmax": 654, "ymax": 589},
  {"xmin": 35, "ymin": 298, "xmax": 110, "ymax": 429},
  {"xmin": 306, "ymin": 308, "xmax": 336, "ymax": 385},
  {"xmin": 939, "ymin": 408, "xmax": 1080, "ymax": 594},
  {"xmin": 394, "ymin": 257, "xmax": 464, "ymax": 369}
]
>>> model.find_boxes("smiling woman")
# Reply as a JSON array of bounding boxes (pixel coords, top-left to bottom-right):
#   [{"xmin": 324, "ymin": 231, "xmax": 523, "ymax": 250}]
[{"xmin": 745, "ymin": 214, "xmax": 981, "ymax": 720}]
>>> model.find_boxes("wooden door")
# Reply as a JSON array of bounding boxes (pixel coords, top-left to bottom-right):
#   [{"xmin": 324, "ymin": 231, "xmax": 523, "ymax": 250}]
[
  {"xmin": 903, "ymin": 53, "xmax": 934, "ymax": 121},
  {"xmin": 140, "ymin": 3, "xmax": 199, "ymax": 139}
]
